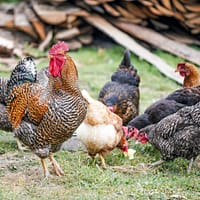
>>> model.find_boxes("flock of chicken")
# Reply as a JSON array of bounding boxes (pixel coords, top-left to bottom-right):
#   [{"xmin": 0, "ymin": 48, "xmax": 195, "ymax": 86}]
[{"xmin": 0, "ymin": 41, "xmax": 200, "ymax": 177}]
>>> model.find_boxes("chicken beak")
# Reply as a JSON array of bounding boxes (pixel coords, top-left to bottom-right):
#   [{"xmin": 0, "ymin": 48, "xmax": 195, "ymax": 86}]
[{"xmin": 175, "ymin": 68, "xmax": 179, "ymax": 72}]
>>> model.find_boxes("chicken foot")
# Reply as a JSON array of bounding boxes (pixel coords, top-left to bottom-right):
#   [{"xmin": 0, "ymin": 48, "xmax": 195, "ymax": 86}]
[
  {"xmin": 15, "ymin": 138, "xmax": 29, "ymax": 151},
  {"xmin": 148, "ymin": 158, "xmax": 194, "ymax": 173},
  {"xmin": 148, "ymin": 159, "xmax": 165, "ymax": 168},
  {"xmin": 41, "ymin": 158, "xmax": 50, "ymax": 178},
  {"xmin": 49, "ymin": 154, "xmax": 64, "ymax": 176}
]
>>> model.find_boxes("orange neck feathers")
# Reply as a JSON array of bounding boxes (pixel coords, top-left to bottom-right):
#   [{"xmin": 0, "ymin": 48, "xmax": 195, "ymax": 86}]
[{"xmin": 183, "ymin": 64, "xmax": 200, "ymax": 87}]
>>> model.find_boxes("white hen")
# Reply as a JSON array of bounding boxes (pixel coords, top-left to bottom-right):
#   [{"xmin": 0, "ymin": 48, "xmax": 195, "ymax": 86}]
[{"xmin": 76, "ymin": 90, "xmax": 129, "ymax": 168}]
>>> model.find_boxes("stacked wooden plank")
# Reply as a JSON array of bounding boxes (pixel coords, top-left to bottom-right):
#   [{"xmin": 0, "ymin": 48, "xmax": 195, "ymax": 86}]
[
  {"xmin": 0, "ymin": 0, "xmax": 200, "ymax": 53},
  {"xmin": 1, "ymin": 0, "xmax": 200, "ymax": 84},
  {"xmin": 81, "ymin": 0, "xmax": 200, "ymax": 35},
  {"xmin": 0, "ymin": 1, "xmax": 93, "ymax": 51}
]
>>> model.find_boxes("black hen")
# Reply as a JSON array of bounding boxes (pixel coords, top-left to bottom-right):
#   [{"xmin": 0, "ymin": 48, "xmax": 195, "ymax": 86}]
[
  {"xmin": 98, "ymin": 49, "xmax": 140, "ymax": 125},
  {"xmin": 128, "ymin": 86, "xmax": 200, "ymax": 130},
  {"xmin": 134, "ymin": 102, "xmax": 200, "ymax": 173}
]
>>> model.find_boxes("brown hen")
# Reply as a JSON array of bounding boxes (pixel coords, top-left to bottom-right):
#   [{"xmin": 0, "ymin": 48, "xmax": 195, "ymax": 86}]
[
  {"xmin": 6, "ymin": 42, "xmax": 87, "ymax": 177},
  {"xmin": 98, "ymin": 49, "xmax": 140, "ymax": 125},
  {"xmin": 175, "ymin": 62, "xmax": 200, "ymax": 87}
]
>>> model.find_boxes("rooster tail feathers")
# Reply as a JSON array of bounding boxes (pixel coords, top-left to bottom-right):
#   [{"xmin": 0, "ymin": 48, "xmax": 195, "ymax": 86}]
[
  {"xmin": 6, "ymin": 57, "xmax": 37, "ymax": 96},
  {"xmin": 119, "ymin": 49, "xmax": 132, "ymax": 69}
]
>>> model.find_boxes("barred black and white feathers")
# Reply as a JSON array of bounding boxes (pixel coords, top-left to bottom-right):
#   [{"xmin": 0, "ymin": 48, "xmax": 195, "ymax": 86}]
[
  {"xmin": 0, "ymin": 103, "xmax": 12, "ymax": 132},
  {"xmin": 36, "ymin": 67, "xmax": 48, "ymax": 88},
  {"xmin": 146, "ymin": 102, "xmax": 200, "ymax": 162},
  {"xmin": 0, "ymin": 77, "xmax": 8, "ymax": 104},
  {"xmin": 0, "ymin": 77, "xmax": 12, "ymax": 133},
  {"xmin": 6, "ymin": 44, "xmax": 87, "ymax": 177}
]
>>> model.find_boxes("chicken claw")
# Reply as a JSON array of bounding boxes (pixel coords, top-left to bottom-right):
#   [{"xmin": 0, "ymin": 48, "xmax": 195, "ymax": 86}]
[
  {"xmin": 16, "ymin": 138, "xmax": 29, "ymax": 151},
  {"xmin": 147, "ymin": 159, "xmax": 165, "ymax": 169},
  {"xmin": 49, "ymin": 154, "xmax": 64, "ymax": 176}
]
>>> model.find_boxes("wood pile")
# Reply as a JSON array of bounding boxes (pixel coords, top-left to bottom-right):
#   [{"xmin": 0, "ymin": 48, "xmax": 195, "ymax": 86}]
[{"xmin": 0, "ymin": 0, "xmax": 200, "ymax": 83}]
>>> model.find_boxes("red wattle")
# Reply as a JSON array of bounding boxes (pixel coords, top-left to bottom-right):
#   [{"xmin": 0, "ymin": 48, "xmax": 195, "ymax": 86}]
[
  {"xmin": 49, "ymin": 56, "xmax": 65, "ymax": 77},
  {"xmin": 180, "ymin": 71, "xmax": 186, "ymax": 77}
]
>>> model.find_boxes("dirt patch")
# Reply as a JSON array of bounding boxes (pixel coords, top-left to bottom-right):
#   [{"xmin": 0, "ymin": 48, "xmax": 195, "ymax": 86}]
[
  {"xmin": 0, "ymin": 152, "xmax": 45, "ymax": 185},
  {"xmin": 0, "ymin": 160, "xmax": 66, "ymax": 199}
]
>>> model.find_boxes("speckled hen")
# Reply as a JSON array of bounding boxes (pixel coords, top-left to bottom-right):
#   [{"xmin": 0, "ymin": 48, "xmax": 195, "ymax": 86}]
[
  {"xmin": 0, "ymin": 77, "xmax": 12, "ymax": 131},
  {"xmin": 132, "ymin": 102, "xmax": 200, "ymax": 173}
]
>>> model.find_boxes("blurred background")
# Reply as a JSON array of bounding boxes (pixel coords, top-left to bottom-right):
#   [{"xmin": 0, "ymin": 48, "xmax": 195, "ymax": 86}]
[
  {"xmin": 0, "ymin": 1, "xmax": 200, "ymax": 199},
  {"xmin": 0, "ymin": 0, "xmax": 200, "ymax": 62}
]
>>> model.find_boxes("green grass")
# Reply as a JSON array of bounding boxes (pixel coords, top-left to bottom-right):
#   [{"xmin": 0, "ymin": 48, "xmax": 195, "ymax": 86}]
[
  {"xmin": 0, "ymin": 46, "xmax": 199, "ymax": 200},
  {"xmin": 0, "ymin": 0, "xmax": 21, "ymax": 3}
]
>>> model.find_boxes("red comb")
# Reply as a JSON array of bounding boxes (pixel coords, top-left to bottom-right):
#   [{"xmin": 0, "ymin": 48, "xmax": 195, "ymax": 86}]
[
  {"xmin": 49, "ymin": 41, "xmax": 69, "ymax": 55},
  {"xmin": 177, "ymin": 62, "xmax": 185, "ymax": 68}
]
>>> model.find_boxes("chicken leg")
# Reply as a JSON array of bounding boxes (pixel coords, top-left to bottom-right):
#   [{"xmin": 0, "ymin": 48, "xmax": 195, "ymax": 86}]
[
  {"xmin": 99, "ymin": 154, "xmax": 107, "ymax": 169},
  {"xmin": 41, "ymin": 158, "xmax": 50, "ymax": 178},
  {"xmin": 15, "ymin": 138, "xmax": 29, "ymax": 151},
  {"xmin": 187, "ymin": 157, "xmax": 194, "ymax": 174},
  {"xmin": 49, "ymin": 154, "xmax": 64, "ymax": 176},
  {"xmin": 148, "ymin": 159, "xmax": 165, "ymax": 168}
]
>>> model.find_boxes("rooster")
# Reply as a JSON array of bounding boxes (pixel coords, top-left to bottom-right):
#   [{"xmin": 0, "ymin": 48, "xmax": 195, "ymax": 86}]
[
  {"xmin": 175, "ymin": 62, "xmax": 200, "ymax": 87},
  {"xmin": 0, "ymin": 62, "xmax": 48, "ymax": 150},
  {"xmin": 76, "ymin": 90, "xmax": 137, "ymax": 168},
  {"xmin": 6, "ymin": 42, "xmax": 87, "ymax": 177},
  {"xmin": 131, "ymin": 102, "xmax": 200, "ymax": 173},
  {"xmin": 98, "ymin": 49, "xmax": 140, "ymax": 125}
]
